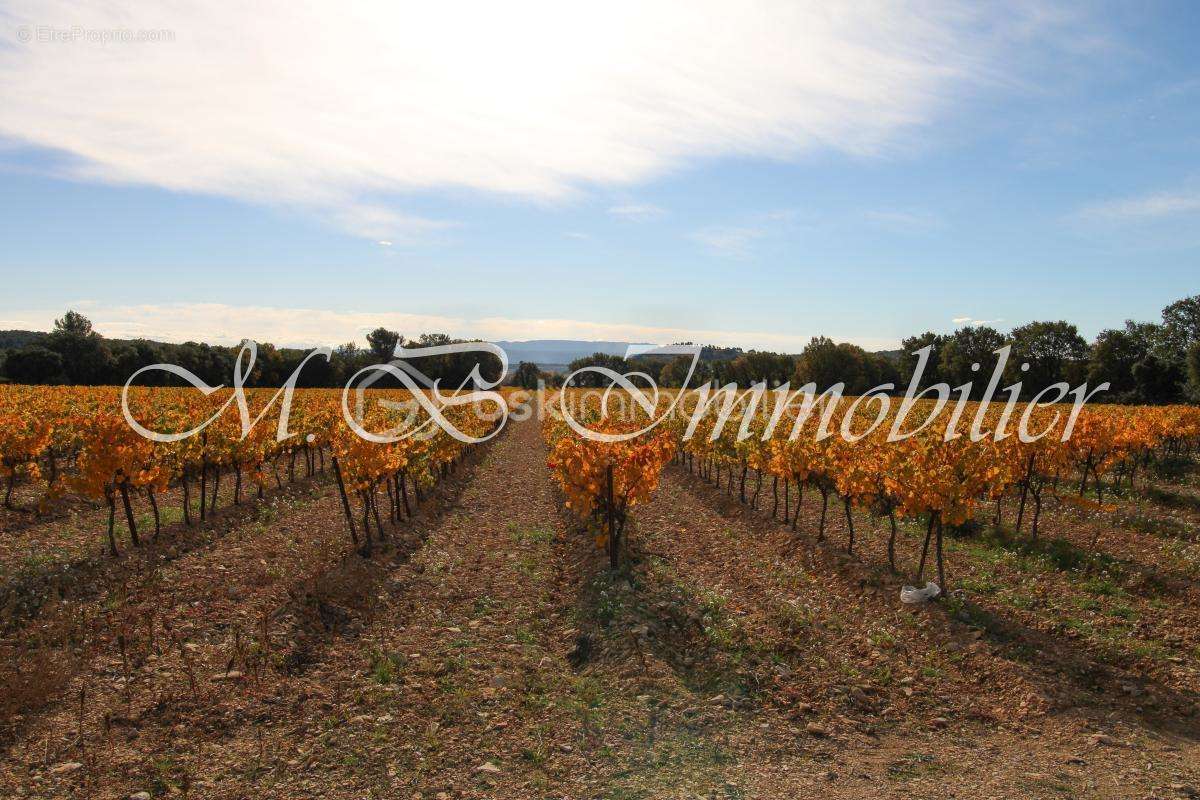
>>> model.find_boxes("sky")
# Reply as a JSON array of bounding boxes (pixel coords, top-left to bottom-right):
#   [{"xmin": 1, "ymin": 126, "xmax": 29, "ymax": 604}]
[{"xmin": 0, "ymin": 0, "xmax": 1198, "ymax": 352}]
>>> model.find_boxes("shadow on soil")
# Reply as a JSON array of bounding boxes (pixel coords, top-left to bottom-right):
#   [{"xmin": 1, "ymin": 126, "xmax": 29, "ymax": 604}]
[{"xmin": 668, "ymin": 464, "xmax": 1200, "ymax": 743}]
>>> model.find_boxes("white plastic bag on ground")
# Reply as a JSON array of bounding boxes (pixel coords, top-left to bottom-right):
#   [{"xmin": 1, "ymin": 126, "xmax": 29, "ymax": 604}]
[{"xmin": 900, "ymin": 582, "xmax": 941, "ymax": 604}]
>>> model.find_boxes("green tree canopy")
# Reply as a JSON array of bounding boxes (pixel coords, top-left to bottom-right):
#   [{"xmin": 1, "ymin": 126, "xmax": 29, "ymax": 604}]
[
  {"xmin": 46, "ymin": 310, "xmax": 114, "ymax": 385},
  {"xmin": 898, "ymin": 331, "xmax": 948, "ymax": 388},
  {"xmin": 4, "ymin": 346, "xmax": 65, "ymax": 384},
  {"xmin": 1159, "ymin": 294, "xmax": 1200, "ymax": 365},
  {"xmin": 366, "ymin": 327, "xmax": 402, "ymax": 361},
  {"xmin": 938, "ymin": 326, "xmax": 1006, "ymax": 396},
  {"xmin": 565, "ymin": 352, "xmax": 632, "ymax": 387},
  {"xmin": 512, "ymin": 360, "xmax": 541, "ymax": 389},
  {"xmin": 1005, "ymin": 320, "xmax": 1088, "ymax": 398}
]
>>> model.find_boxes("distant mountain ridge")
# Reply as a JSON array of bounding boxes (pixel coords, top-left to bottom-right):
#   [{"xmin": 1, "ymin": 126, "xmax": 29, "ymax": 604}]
[
  {"xmin": 0, "ymin": 331, "xmax": 659, "ymax": 365},
  {"xmin": 493, "ymin": 339, "xmax": 658, "ymax": 370},
  {"xmin": 0, "ymin": 328, "xmax": 894, "ymax": 375},
  {"xmin": 0, "ymin": 330, "xmax": 47, "ymax": 350},
  {"xmin": 0, "ymin": 330, "xmax": 669, "ymax": 378}
]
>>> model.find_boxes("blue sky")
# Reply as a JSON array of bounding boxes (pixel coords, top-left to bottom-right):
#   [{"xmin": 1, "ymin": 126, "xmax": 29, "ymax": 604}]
[{"xmin": 0, "ymin": 1, "xmax": 1198, "ymax": 351}]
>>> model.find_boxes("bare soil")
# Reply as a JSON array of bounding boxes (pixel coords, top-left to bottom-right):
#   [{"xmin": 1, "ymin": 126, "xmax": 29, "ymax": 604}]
[{"xmin": 2, "ymin": 421, "xmax": 1197, "ymax": 799}]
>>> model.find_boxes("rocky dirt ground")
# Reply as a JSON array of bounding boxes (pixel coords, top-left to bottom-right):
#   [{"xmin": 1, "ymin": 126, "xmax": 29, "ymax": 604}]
[{"xmin": 1, "ymin": 419, "xmax": 1198, "ymax": 799}]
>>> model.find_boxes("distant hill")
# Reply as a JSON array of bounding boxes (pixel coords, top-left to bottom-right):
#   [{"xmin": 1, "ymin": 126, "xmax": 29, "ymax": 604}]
[
  {"xmin": 494, "ymin": 340, "xmax": 658, "ymax": 372},
  {"xmin": 0, "ymin": 331, "xmax": 672, "ymax": 378},
  {"xmin": 0, "ymin": 330, "xmax": 48, "ymax": 350},
  {"xmin": 492, "ymin": 339, "xmax": 903, "ymax": 374},
  {"xmin": 1, "ymin": 327, "xmax": 899, "ymax": 377},
  {"xmin": 491, "ymin": 339, "xmax": 777, "ymax": 373}
]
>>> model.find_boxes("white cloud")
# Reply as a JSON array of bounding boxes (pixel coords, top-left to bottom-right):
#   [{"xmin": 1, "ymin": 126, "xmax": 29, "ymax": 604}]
[
  {"xmin": 0, "ymin": 317, "xmax": 38, "ymax": 329},
  {"xmin": 951, "ymin": 316, "xmax": 1004, "ymax": 327},
  {"xmin": 1076, "ymin": 189, "xmax": 1200, "ymax": 222},
  {"xmin": 688, "ymin": 226, "xmax": 766, "ymax": 256},
  {"xmin": 330, "ymin": 205, "xmax": 455, "ymax": 242},
  {"xmin": 864, "ymin": 208, "xmax": 945, "ymax": 234},
  {"xmin": 607, "ymin": 203, "xmax": 665, "ymax": 222},
  {"xmin": 0, "ymin": 1, "xmax": 1061, "ymax": 239},
  {"xmin": 689, "ymin": 207, "xmax": 804, "ymax": 255},
  {"xmin": 1, "ymin": 302, "xmax": 895, "ymax": 352}
]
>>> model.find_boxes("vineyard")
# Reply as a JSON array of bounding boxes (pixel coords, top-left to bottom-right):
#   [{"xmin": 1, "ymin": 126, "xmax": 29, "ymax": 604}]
[
  {"xmin": 546, "ymin": 389, "xmax": 1200, "ymax": 585},
  {"xmin": 0, "ymin": 384, "xmax": 504, "ymax": 558},
  {"xmin": 1, "ymin": 384, "xmax": 1199, "ymax": 798}
]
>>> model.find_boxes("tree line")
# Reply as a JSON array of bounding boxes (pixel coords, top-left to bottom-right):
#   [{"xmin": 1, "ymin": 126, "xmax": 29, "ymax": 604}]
[
  {"xmin": 0, "ymin": 313, "xmax": 503, "ymax": 389},
  {"xmin": 554, "ymin": 294, "xmax": 1200, "ymax": 403},
  {"xmin": 3, "ymin": 294, "xmax": 1199, "ymax": 403}
]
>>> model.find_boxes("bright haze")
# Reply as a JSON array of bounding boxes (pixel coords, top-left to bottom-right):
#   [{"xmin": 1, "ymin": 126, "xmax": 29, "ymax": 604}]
[{"xmin": 0, "ymin": 1, "xmax": 1197, "ymax": 349}]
